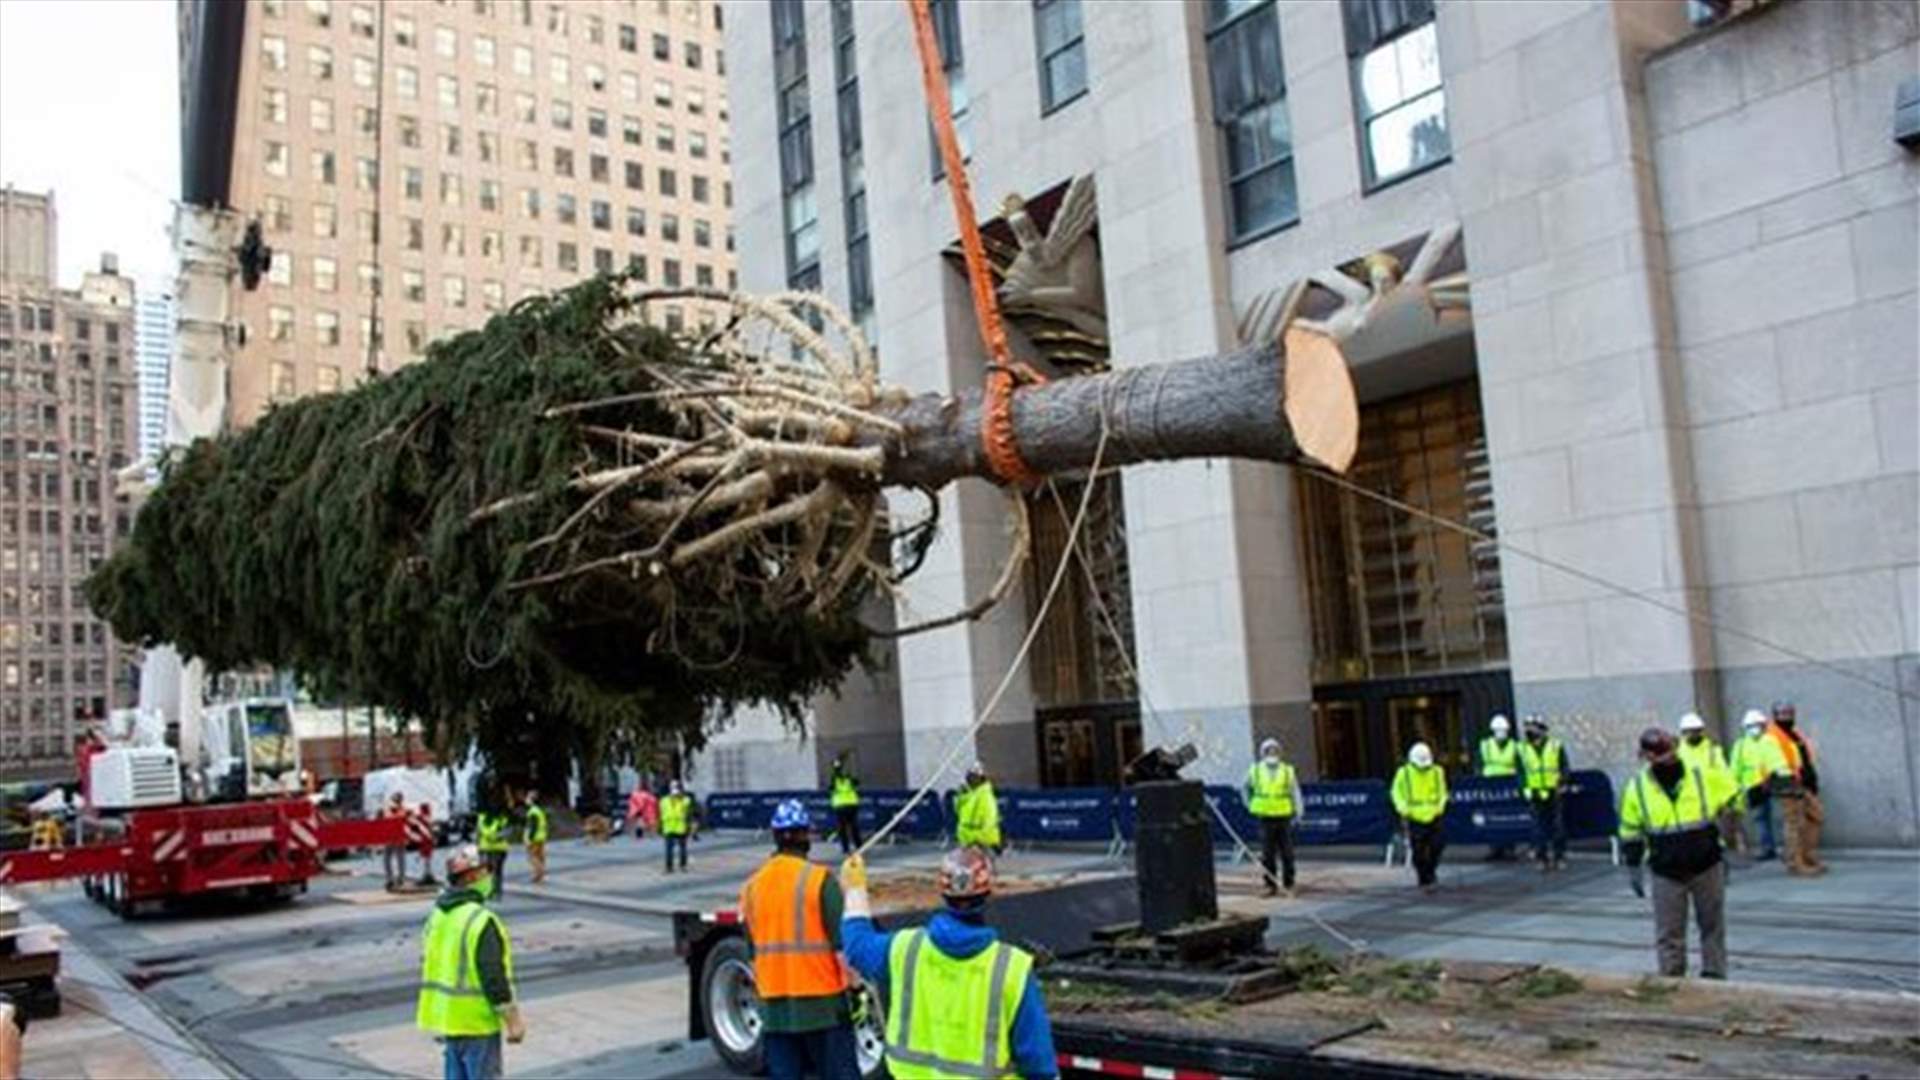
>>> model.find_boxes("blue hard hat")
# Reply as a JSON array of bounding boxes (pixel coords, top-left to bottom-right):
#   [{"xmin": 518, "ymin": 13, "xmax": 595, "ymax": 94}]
[{"xmin": 770, "ymin": 799, "xmax": 811, "ymax": 831}]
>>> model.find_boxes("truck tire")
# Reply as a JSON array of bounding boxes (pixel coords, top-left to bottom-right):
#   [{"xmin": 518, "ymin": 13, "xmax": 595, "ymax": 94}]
[{"xmin": 699, "ymin": 937, "xmax": 764, "ymax": 1075}]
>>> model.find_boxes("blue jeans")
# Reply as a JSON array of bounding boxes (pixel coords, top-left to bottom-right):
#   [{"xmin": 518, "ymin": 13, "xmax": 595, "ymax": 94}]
[
  {"xmin": 443, "ymin": 1034, "xmax": 502, "ymax": 1080},
  {"xmin": 1748, "ymin": 788, "xmax": 1777, "ymax": 855},
  {"xmin": 664, "ymin": 834, "xmax": 688, "ymax": 871},
  {"xmin": 763, "ymin": 1025, "xmax": 860, "ymax": 1080}
]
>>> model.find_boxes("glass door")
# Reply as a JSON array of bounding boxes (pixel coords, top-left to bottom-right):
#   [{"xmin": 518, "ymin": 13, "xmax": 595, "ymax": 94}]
[
  {"xmin": 1313, "ymin": 700, "xmax": 1368, "ymax": 780},
  {"xmin": 1386, "ymin": 693, "xmax": 1468, "ymax": 773},
  {"xmin": 1040, "ymin": 717, "xmax": 1097, "ymax": 787}
]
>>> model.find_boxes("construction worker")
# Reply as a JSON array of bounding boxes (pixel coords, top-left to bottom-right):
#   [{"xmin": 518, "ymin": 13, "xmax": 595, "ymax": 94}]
[
  {"xmin": 1676, "ymin": 713, "xmax": 1729, "ymax": 778},
  {"xmin": 521, "ymin": 791, "xmax": 548, "ymax": 885},
  {"xmin": 955, "ymin": 764, "xmax": 1002, "ymax": 854},
  {"xmin": 1390, "ymin": 742, "xmax": 1449, "ymax": 893},
  {"xmin": 1477, "ymin": 714, "xmax": 1521, "ymax": 861},
  {"xmin": 659, "ymin": 779, "xmax": 694, "ymax": 873},
  {"xmin": 828, "ymin": 753, "xmax": 863, "ymax": 856},
  {"xmin": 1769, "ymin": 702, "xmax": 1826, "ymax": 877},
  {"xmin": 739, "ymin": 800, "xmax": 858, "ymax": 1080},
  {"xmin": 839, "ymin": 847, "xmax": 1058, "ymax": 1079},
  {"xmin": 1730, "ymin": 709, "xmax": 1788, "ymax": 860},
  {"xmin": 476, "ymin": 802, "xmax": 511, "ymax": 899},
  {"xmin": 384, "ymin": 791, "xmax": 411, "ymax": 891},
  {"xmin": 1518, "ymin": 717, "xmax": 1569, "ymax": 872},
  {"xmin": 1244, "ymin": 738, "xmax": 1302, "ymax": 896},
  {"xmin": 417, "ymin": 844, "xmax": 526, "ymax": 1079},
  {"xmin": 1619, "ymin": 727, "xmax": 1738, "ymax": 979}
]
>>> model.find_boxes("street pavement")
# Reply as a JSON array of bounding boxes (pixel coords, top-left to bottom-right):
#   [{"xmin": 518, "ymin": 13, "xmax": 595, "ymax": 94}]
[{"xmin": 13, "ymin": 832, "xmax": 1918, "ymax": 1079}]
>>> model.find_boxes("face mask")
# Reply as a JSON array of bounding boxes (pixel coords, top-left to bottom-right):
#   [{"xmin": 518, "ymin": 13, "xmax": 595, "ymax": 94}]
[
  {"xmin": 1262, "ymin": 753, "xmax": 1279, "ymax": 765},
  {"xmin": 1777, "ymin": 718, "xmax": 1795, "ymax": 731},
  {"xmin": 1685, "ymin": 733, "xmax": 1703, "ymax": 744},
  {"xmin": 1651, "ymin": 758, "xmax": 1684, "ymax": 786}
]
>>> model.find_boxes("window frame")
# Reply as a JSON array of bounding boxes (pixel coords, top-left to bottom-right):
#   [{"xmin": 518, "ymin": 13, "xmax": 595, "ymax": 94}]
[
  {"xmin": 1342, "ymin": 0, "xmax": 1451, "ymax": 194},
  {"xmin": 1032, "ymin": 0, "xmax": 1088, "ymax": 116},
  {"xmin": 1205, "ymin": 0, "xmax": 1302, "ymax": 248}
]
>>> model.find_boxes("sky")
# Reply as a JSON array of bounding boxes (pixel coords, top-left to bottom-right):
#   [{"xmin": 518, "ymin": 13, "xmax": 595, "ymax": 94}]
[{"xmin": 0, "ymin": 0, "xmax": 179, "ymax": 294}]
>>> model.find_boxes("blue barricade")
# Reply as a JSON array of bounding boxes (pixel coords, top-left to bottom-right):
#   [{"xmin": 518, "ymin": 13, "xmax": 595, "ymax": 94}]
[
  {"xmin": 703, "ymin": 788, "xmax": 950, "ymax": 838},
  {"xmin": 863, "ymin": 789, "xmax": 948, "ymax": 839},
  {"xmin": 1295, "ymin": 779, "xmax": 1396, "ymax": 846},
  {"xmin": 1117, "ymin": 779, "xmax": 1395, "ymax": 847},
  {"xmin": 1442, "ymin": 769, "xmax": 1619, "ymax": 845},
  {"xmin": 1000, "ymin": 787, "xmax": 1116, "ymax": 843}
]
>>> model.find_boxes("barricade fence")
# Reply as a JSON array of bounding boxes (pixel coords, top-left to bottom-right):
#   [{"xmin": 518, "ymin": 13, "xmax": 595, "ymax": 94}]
[{"xmin": 700, "ymin": 772, "xmax": 1616, "ymax": 850}]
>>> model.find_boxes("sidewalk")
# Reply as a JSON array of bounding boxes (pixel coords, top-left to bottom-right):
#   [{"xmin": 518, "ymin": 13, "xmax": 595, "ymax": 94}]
[{"xmin": 14, "ymin": 900, "xmax": 229, "ymax": 1080}]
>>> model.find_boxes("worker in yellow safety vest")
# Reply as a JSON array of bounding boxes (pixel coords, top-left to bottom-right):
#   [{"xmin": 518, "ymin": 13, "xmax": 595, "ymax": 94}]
[
  {"xmin": 839, "ymin": 847, "xmax": 1058, "ymax": 1079},
  {"xmin": 955, "ymin": 763, "xmax": 1002, "ymax": 854},
  {"xmin": 828, "ymin": 753, "xmax": 863, "ymax": 856},
  {"xmin": 520, "ymin": 791, "xmax": 548, "ymax": 885},
  {"xmin": 1729, "ymin": 709, "xmax": 1789, "ymax": 860},
  {"xmin": 1477, "ymin": 714, "xmax": 1521, "ymax": 861},
  {"xmin": 1390, "ymin": 742, "xmax": 1449, "ymax": 893},
  {"xmin": 1244, "ymin": 738, "xmax": 1303, "ymax": 896},
  {"xmin": 1518, "ymin": 716, "xmax": 1570, "ymax": 872},
  {"xmin": 659, "ymin": 780, "xmax": 694, "ymax": 873},
  {"xmin": 1619, "ymin": 727, "xmax": 1738, "ymax": 979},
  {"xmin": 417, "ymin": 844, "xmax": 526, "ymax": 1078},
  {"xmin": 476, "ymin": 800, "xmax": 511, "ymax": 900}
]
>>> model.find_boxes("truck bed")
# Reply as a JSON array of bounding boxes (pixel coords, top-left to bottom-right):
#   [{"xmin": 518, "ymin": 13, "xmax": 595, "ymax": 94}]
[{"xmin": 1051, "ymin": 956, "xmax": 1920, "ymax": 1079}]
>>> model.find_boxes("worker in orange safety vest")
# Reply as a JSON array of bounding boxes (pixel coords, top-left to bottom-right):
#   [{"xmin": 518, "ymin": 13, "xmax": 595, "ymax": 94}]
[{"xmin": 738, "ymin": 798, "xmax": 858, "ymax": 1079}]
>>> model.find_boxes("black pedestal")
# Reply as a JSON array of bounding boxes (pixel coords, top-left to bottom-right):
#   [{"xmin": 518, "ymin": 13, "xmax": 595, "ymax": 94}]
[{"xmin": 1132, "ymin": 779, "xmax": 1218, "ymax": 933}]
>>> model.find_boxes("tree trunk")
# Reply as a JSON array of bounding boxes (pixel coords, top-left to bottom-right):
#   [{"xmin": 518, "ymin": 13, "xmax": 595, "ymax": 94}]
[{"xmin": 868, "ymin": 328, "xmax": 1357, "ymax": 489}]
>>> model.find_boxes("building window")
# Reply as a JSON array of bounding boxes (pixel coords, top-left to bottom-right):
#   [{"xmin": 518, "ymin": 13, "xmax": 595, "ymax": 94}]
[
  {"xmin": 353, "ymin": 54, "xmax": 376, "ymax": 87},
  {"xmin": 357, "ymin": 262, "xmax": 380, "ymax": 295},
  {"xmin": 691, "ymin": 175, "xmax": 709, "ymax": 204},
  {"xmin": 355, "ymin": 104, "xmax": 377, "ymax": 135},
  {"xmin": 832, "ymin": 0, "xmax": 872, "ymax": 320},
  {"xmin": 264, "ymin": 87, "xmax": 288, "ymax": 124},
  {"xmin": 444, "ymin": 276, "xmax": 467, "ymax": 308},
  {"xmin": 587, "ymin": 62, "xmax": 607, "ymax": 91},
  {"xmin": 442, "ymin": 223, "xmax": 466, "ymax": 255},
  {"xmin": 513, "ymin": 44, "xmax": 533, "ymax": 76},
  {"xmin": 590, "ymin": 200, "xmax": 611, "ymax": 230},
  {"xmin": 624, "ymin": 161, "xmax": 644, "ymax": 190},
  {"xmin": 317, "ymin": 365, "xmax": 342, "ymax": 392},
  {"xmin": 593, "ymin": 247, "xmax": 614, "ymax": 273},
  {"xmin": 315, "ymin": 310, "xmax": 341, "ymax": 346},
  {"xmin": 585, "ymin": 13, "xmax": 604, "ymax": 44},
  {"xmin": 403, "ymin": 165, "xmax": 424, "ymax": 199},
  {"xmin": 478, "ymin": 130, "xmax": 499, "ymax": 162},
  {"xmin": 663, "ymin": 258, "xmax": 681, "ymax": 287},
  {"xmin": 772, "ymin": 0, "xmax": 817, "ymax": 281},
  {"xmin": 443, "ymin": 123, "xmax": 462, "ymax": 156},
  {"xmin": 264, "ymin": 141, "xmax": 291, "ymax": 177},
  {"xmin": 402, "ymin": 269, "xmax": 425, "ymax": 302},
  {"xmin": 306, "ymin": 0, "xmax": 331, "ymax": 29},
  {"xmin": 1343, "ymin": 0, "xmax": 1449, "ymax": 189},
  {"xmin": 519, "ymin": 235, "xmax": 543, "ymax": 267},
  {"xmin": 590, "ymin": 153, "xmax": 609, "ymax": 182},
  {"xmin": 622, "ymin": 115, "xmax": 642, "ymax": 145},
  {"xmin": 926, "ymin": 0, "xmax": 971, "ymax": 177},
  {"xmin": 265, "ymin": 196, "xmax": 293, "ymax": 232},
  {"xmin": 357, "ymin": 209, "xmax": 377, "ymax": 241},
  {"xmin": 477, "ymin": 82, "xmax": 498, "ymax": 115},
  {"xmin": 552, "ymin": 98, "xmax": 573, "ymax": 130},
  {"xmin": 440, "ymin": 173, "xmax": 463, "ymax": 207},
  {"xmin": 588, "ymin": 107, "xmax": 608, "ymax": 137},
  {"xmin": 312, "ymin": 148, "xmax": 338, "ymax": 185},
  {"xmin": 397, "ymin": 65, "xmax": 419, "ymax": 99},
  {"xmin": 661, "ymin": 213, "xmax": 680, "ymax": 243},
  {"xmin": 262, "ymin": 35, "xmax": 288, "ymax": 71},
  {"xmin": 656, "ymin": 122, "xmax": 676, "ymax": 153},
  {"xmin": 313, "ymin": 202, "xmax": 338, "ymax": 238},
  {"xmin": 483, "ymin": 280, "xmax": 504, "ymax": 310},
  {"xmin": 550, "ymin": 54, "xmax": 570, "ymax": 85},
  {"xmin": 692, "ymin": 218, "xmax": 711, "ymax": 248},
  {"xmin": 514, "ymin": 93, "xmax": 536, "ymax": 124},
  {"xmin": 520, "ymin": 188, "xmax": 541, "ymax": 219},
  {"xmin": 438, "ymin": 73, "xmax": 460, "ymax": 109},
  {"xmin": 557, "ymin": 241, "xmax": 579, "ymax": 272},
  {"xmin": 399, "ymin": 115, "xmax": 421, "ymax": 147},
  {"xmin": 620, "ymin": 24, "xmax": 637, "ymax": 52},
  {"xmin": 1034, "ymin": 0, "xmax": 1087, "ymax": 113},
  {"xmin": 557, "ymin": 193, "xmax": 577, "ymax": 224},
  {"xmin": 481, "ymin": 229, "xmax": 503, "ymax": 260},
  {"xmin": 687, "ymin": 87, "xmax": 705, "ymax": 116},
  {"xmin": 626, "ymin": 206, "xmax": 646, "ymax": 236},
  {"xmin": 271, "ymin": 362, "xmax": 297, "ymax": 399},
  {"xmin": 479, "ymin": 178, "xmax": 501, "ymax": 211},
  {"xmin": 435, "ymin": 25, "xmax": 458, "ymax": 59},
  {"xmin": 688, "ymin": 129, "xmax": 707, "ymax": 158},
  {"xmin": 653, "ymin": 78, "xmax": 673, "ymax": 107},
  {"xmin": 308, "ymin": 97, "xmax": 333, "ymax": 133},
  {"xmin": 269, "ymin": 305, "xmax": 294, "ymax": 342},
  {"xmin": 475, "ymin": 33, "xmax": 495, "ymax": 66},
  {"xmin": 554, "ymin": 147, "xmax": 574, "ymax": 177},
  {"xmin": 308, "ymin": 44, "xmax": 334, "ymax": 81},
  {"xmin": 312, "ymin": 255, "xmax": 338, "ymax": 292},
  {"xmin": 394, "ymin": 13, "xmax": 417, "ymax": 47},
  {"xmin": 405, "ymin": 217, "xmax": 424, "ymax": 249},
  {"xmin": 652, "ymin": 32, "xmax": 670, "ymax": 60},
  {"xmin": 658, "ymin": 168, "xmax": 677, "ymax": 197},
  {"xmin": 1207, "ymin": 0, "xmax": 1299, "ymax": 243}
]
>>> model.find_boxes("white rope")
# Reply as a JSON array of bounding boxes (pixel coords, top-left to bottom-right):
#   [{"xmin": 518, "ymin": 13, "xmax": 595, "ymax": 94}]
[{"xmin": 851, "ymin": 410, "xmax": 1114, "ymax": 859}]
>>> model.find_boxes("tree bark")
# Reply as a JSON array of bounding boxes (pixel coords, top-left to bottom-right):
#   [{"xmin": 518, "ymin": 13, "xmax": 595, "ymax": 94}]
[{"xmin": 868, "ymin": 328, "xmax": 1357, "ymax": 489}]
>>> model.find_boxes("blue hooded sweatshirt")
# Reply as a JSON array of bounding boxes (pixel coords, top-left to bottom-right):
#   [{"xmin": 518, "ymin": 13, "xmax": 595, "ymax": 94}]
[{"xmin": 842, "ymin": 909, "xmax": 1058, "ymax": 1080}]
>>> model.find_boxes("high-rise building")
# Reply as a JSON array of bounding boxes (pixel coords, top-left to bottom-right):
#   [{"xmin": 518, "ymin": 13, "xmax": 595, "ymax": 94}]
[
  {"xmin": 717, "ymin": 0, "xmax": 1919, "ymax": 845},
  {"xmin": 0, "ymin": 189, "xmax": 144, "ymax": 779},
  {"xmin": 135, "ymin": 291, "xmax": 176, "ymax": 474},
  {"xmin": 179, "ymin": 0, "xmax": 737, "ymax": 427}
]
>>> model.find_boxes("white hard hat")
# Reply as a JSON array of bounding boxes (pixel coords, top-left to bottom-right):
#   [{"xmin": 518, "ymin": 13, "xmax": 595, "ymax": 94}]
[
  {"xmin": 1409, "ymin": 742, "xmax": 1434, "ymax": 767},
  {"xmin": 1258, "ymin": 738, "xmax": 1280, "ymax": 755},
  {"xmin": 1489, "ymin": 715, "xmax": 1511, "ymax": 735},
  {"xmin": 1678, "ymin": 712, "xmax": 1706, "ymax": 732},
  {"xmin": 1741, "ymin": 709, "xmax": 1768, "ymax": 730}
]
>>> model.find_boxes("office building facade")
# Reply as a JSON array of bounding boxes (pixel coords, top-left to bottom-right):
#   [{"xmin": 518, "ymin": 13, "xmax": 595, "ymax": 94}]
[
  {"xmin": 0, "ymin": 189, "xmax": 145, "ymax": 779},
  {"xmin": 716, "ymin": 0, "xmax": 1918, "ymax": 845}
]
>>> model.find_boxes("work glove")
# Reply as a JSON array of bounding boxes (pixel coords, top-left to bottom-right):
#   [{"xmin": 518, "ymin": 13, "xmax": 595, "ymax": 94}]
[
  {"xmin": 501, "ymin": 1004, "xmax": 528, "ymax": 1044},
  {"xmin": 840, "ymin": 854, "xmax": 872, "ymax": 919},
  {"xmin": 1627, "ymin": 864, "xmax": 1646, "ymax": 899}
]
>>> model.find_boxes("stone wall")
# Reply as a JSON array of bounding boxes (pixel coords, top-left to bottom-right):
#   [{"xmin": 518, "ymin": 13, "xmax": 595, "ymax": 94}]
[{"xmin": 1647, "ymin": 0, "xmax": 1920, "ymax": 845}]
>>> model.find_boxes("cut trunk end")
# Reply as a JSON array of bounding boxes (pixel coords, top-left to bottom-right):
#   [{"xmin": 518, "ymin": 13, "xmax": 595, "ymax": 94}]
[{"xmin": 1281, "ymin": 327, "xmax": 1358, "ymax": 475}]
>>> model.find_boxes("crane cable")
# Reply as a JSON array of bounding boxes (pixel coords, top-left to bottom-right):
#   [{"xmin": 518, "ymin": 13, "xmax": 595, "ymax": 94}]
[{"xmin": 905, "ymin": 0, "xmax": 1046, "ymax": 487}]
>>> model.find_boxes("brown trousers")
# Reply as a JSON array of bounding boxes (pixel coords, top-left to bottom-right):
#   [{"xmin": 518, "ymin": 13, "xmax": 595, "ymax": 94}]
[
  {"xmin": 1781, "ymin": 793, "xmax": 1826, "ymax": 873},
  {"xmin": 528, "ymin": 841, "xmax": 548, "ymax": 883}
]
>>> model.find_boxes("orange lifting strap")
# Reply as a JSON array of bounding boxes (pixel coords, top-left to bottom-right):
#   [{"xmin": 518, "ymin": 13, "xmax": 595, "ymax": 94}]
[{"xmin": 905, "ymin": 0, "xmax": 1045, "ymax": 487}]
